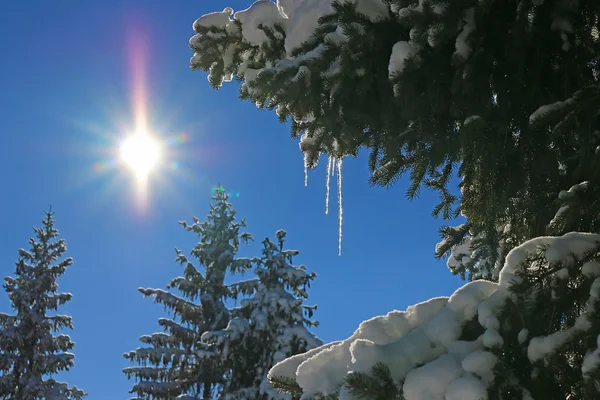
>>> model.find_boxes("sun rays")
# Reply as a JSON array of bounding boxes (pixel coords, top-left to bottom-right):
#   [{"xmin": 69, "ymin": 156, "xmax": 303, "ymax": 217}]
[
  {"xmin": 119, "ymin": 130, "xmax": 161, "ymax": 182},
  {"xmin": 65, "ymin": 21, "xmax": 203, "ymax": 214}
]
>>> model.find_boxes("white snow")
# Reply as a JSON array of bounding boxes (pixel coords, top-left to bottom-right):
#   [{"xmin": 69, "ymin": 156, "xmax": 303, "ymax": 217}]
[
  {"xmin": 558, "ymin": 181, "xmax": 589, "ymax": 201},
  {"xmin": 324, "ymin": 26, "xmax": 348, "ymax": 45},
  {"xmin": 445, "ymin": 375, "xmax": 488, "ymax": 400},
  {"xmin": 280, "ymin": 0, "xmax": 333, "ymax": 54},
  {"xmin": 455, "ymin": 8, "xmax": 476, "ymax": 59},
  {"xmin": 499, "ymin": 232, "xmax": 600, "ymax": 286},
  {"xmin": 583, "ymin": 334, "xmax": 600, "ymax": 376},
  {"xmin": 582, "ymin": 261, "xmax": 600, "ymax": 277},
  {"xmin": 462, "ymin": 350, "xmax": 497, "ymax": 382},
  {"xmin": 234, "ymin": 1, "xmax": 286, "ymax": 46},
  {"xmin": 482, "ymin": 328, "xmax": 503, "ymax": 348},
  {"xmin": 518, "ymin": 328, "xmax": 529, "ymax": 344},
  {"xmin": 193, "ymin": 7, "xmax": 234, "ymax": 30},
  {"xmin": 269, "ymin": 232, "xmax": 600, "ymax": 399},
  {"xmin": 464, "ymin": 115, "xmax": 482, "ymax": 126},
  {"xmin": 403, "ymin": 355, "xmax": 463, "ymax": 399},
  {"xmin": 557, "ymin": 267, "xmax": 569, "ymax": 279},
  {"xmin": 269, "ymin": 341, "xmax": 342, "ymax": 381},
  {"xmin": 291, "ymin": 65, "xmax": 311, "ymax": 83},
  {"xmin": 388, "ymin": 41, "xmax": 414, "ymax": 76},
  {"xmin": 447, "ymin": 237, "xmax": 473, "ymax": 272},
  {"xmin": 549, "ymin": 204, "xmax": 569, "ymax": 228},
  {"xmin": 428, "ymin": 25, "xmax": 442, "ymax": 47},
  {"xmin": 349, "ymin": 0, "xmax": 389, "ymax": 21},
  {"xmin": 528, "ymin": 313, "xmax": 591, "ymax": 362},
  {"xmin": 582, "ymin": 347, "xmax": 600, "ymax": 375},
  {"xmin": 269, "ymin": 283, "xmax": 498, "ymax": 399},
  {"xmin": 529, "ymin": 96, "xmax": 576, "ymax": 125}
]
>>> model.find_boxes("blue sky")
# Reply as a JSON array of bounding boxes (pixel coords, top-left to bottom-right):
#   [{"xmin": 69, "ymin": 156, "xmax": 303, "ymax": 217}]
[{"xmin": 0, "ymin": 1, "xmax": 464, "ymax": 398}]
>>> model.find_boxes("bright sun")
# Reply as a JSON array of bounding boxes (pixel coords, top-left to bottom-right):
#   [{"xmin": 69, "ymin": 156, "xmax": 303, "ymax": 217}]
[{"xmin": 120, "ymin": 131, "xmax": 161, "ymax": 180}]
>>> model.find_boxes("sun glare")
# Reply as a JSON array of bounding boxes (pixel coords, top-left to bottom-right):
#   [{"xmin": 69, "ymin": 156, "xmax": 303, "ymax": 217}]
[{"xmin": 120, "ymin": 131, "xmax": 161, "ymax": 180}]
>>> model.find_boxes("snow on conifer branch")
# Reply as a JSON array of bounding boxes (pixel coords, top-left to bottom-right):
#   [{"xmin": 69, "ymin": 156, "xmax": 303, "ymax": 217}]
[
  {"xmin": 269, "ymin": 232, "xmax": 600, "ymax": 399},
  {"xmin": 189, "ymin": 0, "xmax": 600, "ymax": 270}
]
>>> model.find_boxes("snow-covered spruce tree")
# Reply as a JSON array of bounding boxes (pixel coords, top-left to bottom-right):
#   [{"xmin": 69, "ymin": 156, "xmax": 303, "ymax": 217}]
[
  {"xmin": 123, "ymin": 189, "xmax": 254, "ymax": 399},
  {"xmin": 268, "ymin": 233, "xmax": 600, "ymax": 400},
  {"xmin": 0, "ymin": 210, "xmax": 85, "ymax": 399},
  {"xmin": 203, "ymin": 229, "xmax": 321, "ymax": 400},
  {"xmin": 189, "ymin": 0, "xmax": 600, "ymax": 278}
]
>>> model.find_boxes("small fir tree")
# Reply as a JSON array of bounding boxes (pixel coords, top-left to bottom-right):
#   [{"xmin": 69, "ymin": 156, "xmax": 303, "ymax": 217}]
[
  {"xmin": 205, "ymin": 230, "xmax": 321, "ymax": 400},
  {"xmin": 0, "ymin": 209, "xmax": 86, "ymax": 399},
  {"xmin": 124, "ymin": 188, "xmax": 254, "ymax": 399}
]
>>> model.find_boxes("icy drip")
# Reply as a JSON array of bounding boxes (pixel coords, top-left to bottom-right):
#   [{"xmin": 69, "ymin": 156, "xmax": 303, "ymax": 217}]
[
  {"xmin": 304, "ymin": 161, "xmax": 309, "ymax": 187},
  {"xmin": 325, "ymin": 155, "xmax": 334, "ymax": 215},
  {"xmin": 302, "ymin": 146, "xmax": 343, "ymax": 255},
  {"xmin": 324, "ymin": 155, "xmax": 343, "ymax": 255}
]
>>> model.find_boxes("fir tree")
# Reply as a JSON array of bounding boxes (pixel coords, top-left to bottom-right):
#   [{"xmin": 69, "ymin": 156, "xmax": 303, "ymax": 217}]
[
  {"xmin": 0, "ymin": 209, "xmax": 85, "ymax": 399},
  {"xmin": 205, "ymin": 229, "xmax": 321, "ymax": 400},
  {"xmin": 189, "ymin": 0, "xmax": 600, "ymax": 279},
  {"xmin": 124, "ymin": 189, "xmax": 254, "ymax": 399}
]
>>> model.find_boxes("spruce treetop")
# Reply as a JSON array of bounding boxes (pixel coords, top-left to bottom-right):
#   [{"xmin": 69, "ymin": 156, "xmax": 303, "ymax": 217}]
[
  {"xmin": 124, "ymin": 187, "xmax": 254, "ymax": 399},
  {"xmin": 0, "ymin": 209, "xmax": 85, "ymax": 399}
]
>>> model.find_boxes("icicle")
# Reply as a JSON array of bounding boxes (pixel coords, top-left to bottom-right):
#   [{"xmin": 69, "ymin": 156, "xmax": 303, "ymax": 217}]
[
  {"xmin": 325, "ymin": 156, "xmax": 333, "ymax": 214},
  {"xmin": 304, "ymin": 158, "xmax": 309, "ymax": 187},
  {"xmin": 337, "ymin": 157, "xmax": 343, "ymax": 256},
  {"xmin": 300, "ymin": 133, "xmax": 315, "ymax": 187}
]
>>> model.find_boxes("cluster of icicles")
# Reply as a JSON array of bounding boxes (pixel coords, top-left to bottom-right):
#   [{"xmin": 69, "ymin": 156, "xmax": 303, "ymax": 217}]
[{"xmin": 304, "ymin": 154, "xmax": 343, "ymax": 256}]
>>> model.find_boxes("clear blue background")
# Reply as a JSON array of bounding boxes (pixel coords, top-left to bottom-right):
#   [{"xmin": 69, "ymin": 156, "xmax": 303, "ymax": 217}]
[{"xmin": 0, "ymin": 1, "xmax": 463, "ymax": 398}]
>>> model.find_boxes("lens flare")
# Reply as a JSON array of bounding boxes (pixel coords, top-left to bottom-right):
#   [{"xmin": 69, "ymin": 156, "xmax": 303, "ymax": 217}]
[
  {"xmin": 171, "ymin": 132, "xmax": 189, "ymax": 145},
  {"xmin": 210, "ymin": 185, "xmax": 241, "ymax": 199},
  {"xmin": 92, "ymin": 160, "xmax": 114, "ymax": 173}
]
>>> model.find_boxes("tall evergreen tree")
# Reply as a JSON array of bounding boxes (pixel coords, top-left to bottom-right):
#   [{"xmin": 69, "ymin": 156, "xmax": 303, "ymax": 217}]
[
  {"xmin": 0, "ymin": 209, "xmax": 85, "ymax": 399},
  {"xmin": 123, "ymin": 188, "xmax": 254, "ymax": 399},
  {"xmin": 204, "ymin": 230, "xmax": 321, "ymax": 400},
  {"xmin": 188, "ymin": 0, "xmax": 600, "ymax": 279}
]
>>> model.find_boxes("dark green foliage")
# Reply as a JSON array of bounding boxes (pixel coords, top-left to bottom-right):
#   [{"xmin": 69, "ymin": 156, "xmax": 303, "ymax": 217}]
[
  {"xmin": 345, "ymin": 363, "xmax": 403, "ymax": 399},
  {"xmin": 190, "ymin": 0, "xmax": 600, "ymax": 279},
  {"xmin": 269, "ymin": 373, "xmax": 340, "ymax": 400},
  {"xmin": 269, "ymin": 375, "xmax": 303, "ymax": 399},
  {"xmin": 488, "ymin": 241, "xmax": 600, "ymax": 399}
]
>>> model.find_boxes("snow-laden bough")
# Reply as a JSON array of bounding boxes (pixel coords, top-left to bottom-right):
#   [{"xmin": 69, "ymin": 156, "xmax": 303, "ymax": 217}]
[{"xmin": 268, "ymin": 232, "xmax": 600, "ymax": 399}]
